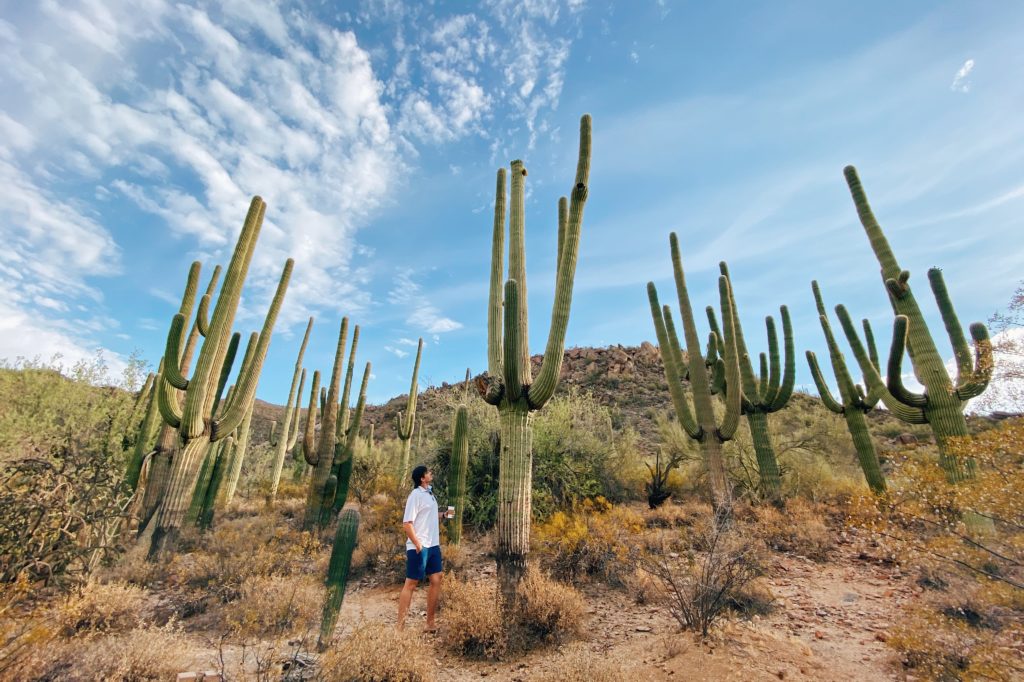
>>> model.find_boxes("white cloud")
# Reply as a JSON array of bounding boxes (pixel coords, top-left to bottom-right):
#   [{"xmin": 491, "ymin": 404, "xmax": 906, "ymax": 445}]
[
  {"xmin": 384, "ymin": 345, "xmax": 410, "ymax": 358},
  {"xmin": 388, "ymin": 269, "xmax": 463, "ymax": 334},
  {"xmin": 950, "ymin": 58, "xmax": 974, "ymax": 92}
]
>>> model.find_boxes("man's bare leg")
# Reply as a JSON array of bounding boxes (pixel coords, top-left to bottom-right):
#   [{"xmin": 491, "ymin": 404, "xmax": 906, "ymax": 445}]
[
  {"xmin": 397, "ymin": 578, "xmax": 418, "ymax": 630},
  {"xmin": 425, "ymin": 572, "xmax": 442, "ymax": 630}
]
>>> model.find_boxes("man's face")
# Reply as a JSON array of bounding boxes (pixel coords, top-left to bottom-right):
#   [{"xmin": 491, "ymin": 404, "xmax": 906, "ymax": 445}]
[{"xmin": 422, "ymin": 469, "xmax": 434, "ymax": 487}]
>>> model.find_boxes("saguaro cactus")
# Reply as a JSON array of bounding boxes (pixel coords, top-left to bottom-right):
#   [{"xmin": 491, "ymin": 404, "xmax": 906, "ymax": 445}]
[
  {"xmin": 448, "ymin": 405, "xmax": 469, "ymax": 545},
  {"xmin": 395, "ymin": 338, "xmax": 424, "ymax": 479},
  {"xmin": 705, "ymin": 262, "xmax": 795, "ymax": 498},
  {"xmin": 806, "ymin": 281, "xmax": 886, "ymax": 493},
  {"xmin": 269, "ymin": 315, "xmax": 309, "ymax": 500},
  {"xmin": 318, "ymin": 508, "xmax": 360, "ymax": 650},
  {"xmin": 330, "ymin": 359, "xmax": 370, "ymax": 515},
  {"xmin": 837, "ymin": 166, "xmax": 993, "ymax": 482},
  {"xmin": 126, "ymin": 369, "xmax": 160, "ymax": 491},
  {"xmin": 302, "ymin": 320, "xmax": 371, "ymax": 528},
  {"xmin": 149, "ymin": 197, "xmax": 293, "ymax": 557},
  {"xmin": 222, "ymin": 395, "xmax": 255, "ymax": 505},
  {"xmin": 647, "ymin": 233, "xmax": 742, "ymax": 513},
  {"xmin": 475, "ymin": 114, "xmax": 591, "ymax": 599},
  {"xmin": 139, "ymin": 265, "xmax": 222, "ymax": 535}
]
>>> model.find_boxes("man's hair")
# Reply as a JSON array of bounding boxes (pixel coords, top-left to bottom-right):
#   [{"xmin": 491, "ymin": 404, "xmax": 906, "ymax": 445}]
[{"xmin": 411, "ymin": 465, "xmax": 429, "ymax": 488}]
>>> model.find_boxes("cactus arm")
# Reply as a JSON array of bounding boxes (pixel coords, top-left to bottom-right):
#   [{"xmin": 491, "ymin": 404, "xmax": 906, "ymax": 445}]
[
  {"xmin": 843, "ymin": 166, "xmax": 902, "ymax": 280},
  {"xmin": 531, "ymin": 116, "xmax": 591, "ymax": 409},
  {"xmin": 717, "ymin": 275, "xmax": 743, "ymax": 440},
  {"xmin": 345, "ymin": 362, "xmax": 370, "ymax": 450},
  {"xmin": 180, "ymin": 198, "xmax": 264, "ymax": 438},
  {"xmin": 508, "ymin": 160, "xmax": 531, "ymax": 386},
  {"xmin": 210, "ymin": 332, "xmax": 241, "ymax": 418},
  {"xmin": 163, "ymin": 314, "xmax": 191, "ymax": 390},
  {"xmin": 179, "ymin": 266, "xmax": 222, "ymax": 373},
  {"xmin": 196, "ymin": 294, "xmax": 211, "ymax": 337},
  {"xmin": 758, "ymin": 351, "xmax": 770, "ymax": 398},
  {"xmin": 287, "ymin": 368, "xmax": 306, "ymax": 452},
  {"xmin": 488, "ymin": 168, "xmax": 506, "ymax": 378},
  {"xmin": 862, "ymin": 318, "xmax": 880, "ymax": 373},
  {"xmin": 269, "ymin": 421, "xmax": 278, "ymax": 446},
  {"xmin": 927, "ymin": 268, "xmax": 974, "ymax": 385},
  {"xmin": 957, "ymin": 323, "xmax": 993, "ymax": 400},
  {"xmin": 503, "ymin": 279, "xmax": 525, "ymax": 403},
  {"xmin": 396, "ymin": 338, "xmax": 423, "ymax": 440},
  {"xmin": 556, "ymin": 196, "xmax": 567, "ymax": 273},
  {"xmin": 770, "ymin": 305, "xmax": 796, "ymax": 409},
  {"xmin": 337, "ymin": 325, "xmax": 360, "ymax": 438},
  {"xmin": 126, "ymin": 371, "xmax": 160, "ymax": 490},
  {"xmin": 395, "ymin": 411, "xmax": 410, "ymax": 439},
  {"xmin": 303, "ymin": 370, "xmax": 321, "ymax": 466},
  {"xmin": 320, "ymin": 386, "xmax": 327, "ymax": 413},
  {"xmin": 221, "ymin": 331, "xmax": 258, "ymax": 416},
  {"xmin": 705, "ymin": 306, "xmax": 726, "ymax": 358},
  {"xmin": 807, "ymin": 351, "xmax": 845, "ymax": 414},
  {"xmin": 648, "ymin": 284, "xmax": 700, "ymax": 438},
  {"xmin": 213, "ymin": 261, "xmax": 292, "ymax": 439},
  {"xmin": 836, "ymin": 305, "xmax": 927, "ymax": 424},
  {"xmin": 462, "ymin": 367, "xmax": 471, "ymax": 403},
  {"xmin": 886, "ymin": 316, "xmax": 929, "ymax": 409},
  {"xmin": 157, "ymin": 371, "xmax": 183, "ymax": 429}
]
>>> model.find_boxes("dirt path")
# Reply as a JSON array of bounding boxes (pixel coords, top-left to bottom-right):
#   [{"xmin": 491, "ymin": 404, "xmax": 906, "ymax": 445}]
[{"xmin": 329, "ymin": 539, "xmax": 913, "ymax": 682}]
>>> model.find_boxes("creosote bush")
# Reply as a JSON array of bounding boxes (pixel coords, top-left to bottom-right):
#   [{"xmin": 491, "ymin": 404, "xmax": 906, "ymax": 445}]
[
  {"xmin": 55, "ymin": 580, "xmax": 148, "ymax": 636},
  {"xmin": 749, "ymin": 498, "xmax": 834, "ymax": 561},
  {"xmin": 220, "ymin": 574, "xmax": 322, "ymax": 637},
  {"xmin": 513, "ymin": 567, "xmax": 587, "ymax": 646},
  {"xmin": 439, "ymin": 578, "xmax": 507, "ymax": 659}
]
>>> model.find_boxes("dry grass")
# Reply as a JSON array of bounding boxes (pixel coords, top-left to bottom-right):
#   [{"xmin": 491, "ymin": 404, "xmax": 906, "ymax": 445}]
[
  {"xmin": 750, "ymin": 498, "xmax": 834, "ymax": 561},
  {"xmin": 643, "ymin": 500, "xmax": 711, "ymax": 529},
  {"xmin": 529, "ymin": 643, "xmax": 625, "ymax": 681},
  {"xmin": 513, "ymin": 567, "xmax": 586, "ymax": 646},
  {"xmin": 219, "ymin": 574, "xmax": 322, "ymax": 637},
  {"xmin": 726, "ymin": 576, "xmax": 776, "ymax": 617},
  {"xmin": 621, "ymin": 566, "xmax": 660, "ymax": 605},
  {"xmin": 317, "ymin": 622, "xmax": 432, "ymax": 681},
  {"xmin": 441, "ymin": 542, "xmax": 468, "ymax": 574},
  {"xmin": 55, "ymin": 580, "xmax": 149, "ymax": 636},
  {"xmin": 439, "ymin": 577, "xmax": 507, "ymax": 659},
  {"xmin": 19, "ymin": 624, "xmax": 193, "ymax": 681}
]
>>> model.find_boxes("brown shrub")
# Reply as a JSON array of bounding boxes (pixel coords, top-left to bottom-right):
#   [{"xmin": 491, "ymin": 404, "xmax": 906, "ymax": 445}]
[
  {"xmin": 439, "ymin": 577, "xmax": 507, "ymax": 659},
  {"xmin": 751, "ymin": 498, "xmax": 833, "ymax": 561},
  {"xmin": 317, "ymin": 622, "xmax": 432, "ymax": 681},
  {"xmin": 644, "ymin": 501, "xmax": 711, "ymax": 529},
  {"xmin": 621, "ymin": 566, "xmax": 660, "ymax": 605},
  {"xmin": 442, "ymin": 542, "xmax": 467, "ymax": 574},
  {"xmin": 354, "ymin": 529, "xmax": 405, "ymax": 579},
  {"xmin": 220, "ymin": 575, "xmax": 322, "ymax": 637},
  {"xmin": 20, "ymin": 624, "xmax": 193, "ymax": 681},
  {"xmin": 529, "ymin": 643, "xmax": 624, "ymax": 681},
  {"xmin": 726, "ymin": 576, "xmax": 776, "ymax": 617},
  {"xmin": 55, "ymin": 581, "xmax": 149, "ymax": 636},
  {"xmin": 513, "ymin": 567, "xmax": 586, "ymax": 646}
]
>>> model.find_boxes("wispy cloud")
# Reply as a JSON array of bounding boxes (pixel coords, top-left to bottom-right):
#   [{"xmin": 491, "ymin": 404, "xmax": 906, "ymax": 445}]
[
  {"xmin": 387, "ymin": 268, "xmax": 463, "ymax": 334},
  {"xmin": 383, "ymin": 345, "xmax": 409, "ymax": 358},
  {"xmin": 950, "ymin": 58, "xmax": 975, "ymax": 92}
]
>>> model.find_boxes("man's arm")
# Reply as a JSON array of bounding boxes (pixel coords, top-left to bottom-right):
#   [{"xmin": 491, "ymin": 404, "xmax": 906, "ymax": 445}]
[{"xmin": 403, "ymin": 521, "xmax": 422, "ymax": 553}]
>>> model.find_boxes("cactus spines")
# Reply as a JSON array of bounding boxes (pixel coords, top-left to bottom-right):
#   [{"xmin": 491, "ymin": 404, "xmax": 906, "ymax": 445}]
[
  {"xmin": 149, "ymin": 197, "xmax": 293, "ymax": 558},
  {"xmin": 269, "ymin": 318, "xmax": 314, "ymax": 502},
  {"xmin": 704, "ymin": 262, "xmax": 795, "ymax": 498},
  {"xmin": 318, "ymin": 508, "xmax": 360, "ymax": 651},
  {"xmin": 396, "ymin": 338, "xmax": 424, "ymax": 479},
  {"xmin": 475, "ymin": 114, "xmax": 591, "ymax": 600},
  {"xmin": 806, "ymin": 281, "xmax": 886, "ymax": 493},
  {"xmin": 648, "ymin": 232, "xmax": 741, "ymax": 513},
  {"xmin": 449, "ymin": 405, "xmax": 469, "ymax": 545},
  {"xmin": 838, "ymin": 166, "xmax": 994, "ymax": 482}
]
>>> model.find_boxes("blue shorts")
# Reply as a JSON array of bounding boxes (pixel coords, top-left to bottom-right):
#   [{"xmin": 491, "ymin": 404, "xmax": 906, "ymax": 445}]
[{"xmin": 406, "ymin": 545, "xmax": 443, "ymax": 580}]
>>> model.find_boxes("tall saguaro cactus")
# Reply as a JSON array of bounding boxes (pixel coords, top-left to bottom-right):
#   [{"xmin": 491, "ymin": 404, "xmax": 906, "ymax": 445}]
[
  {"xmin": 647, "ymin": 233, "xmax": 742, "ymax": 513},
  {"xmin": 705, "ymin": 262, "xmax": 795, "ymax": 498},
  {"xmin": 806, "ymin": 281, "xmax": 886, "ymax": 493},
  {"xmin": 149, "ymin": 197, "xmax": 293, "ymax": 557},
  {"xmin": 396, "ymin": 338, "xmax": 424, "ymax": 479},
  {"xmin": 837, "ymin": 166, "xmax": 993, "ymax": 482},
  {"xmin": 268, "ymin": 317, "xmax": 313, "ymax": 502},
  {"xmin": 475, "ymin": 114, "xmax": 592, "ymax": 599},
  {"xmin": 318, "ymin": 508, "xmax": 360, "ymax": 650},
  {"xmin": 139, "ymin": 264, "xmax": 222, "ymax": 535},
  {"xmin": 448, "ymin": 405, "xmax": 470, "ymax": 545}
]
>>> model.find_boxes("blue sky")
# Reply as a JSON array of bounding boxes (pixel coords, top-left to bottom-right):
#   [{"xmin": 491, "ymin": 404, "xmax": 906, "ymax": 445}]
[{"xmin": 1, "ymin": 0, "xmax": 1022, "ymax": 406}]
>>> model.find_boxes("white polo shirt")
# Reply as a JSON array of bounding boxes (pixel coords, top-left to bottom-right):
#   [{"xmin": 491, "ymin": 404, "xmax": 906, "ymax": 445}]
[{"xmin": 403, "ymin": 486, "xmax": 440, "ymax": 550}]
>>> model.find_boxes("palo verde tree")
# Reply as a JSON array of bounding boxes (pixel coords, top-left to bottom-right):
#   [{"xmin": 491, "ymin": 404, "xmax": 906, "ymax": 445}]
[
  {"xmin": 647, "ymin": 233, "xmax": 741, "ymax": 514},
  {"xmin": 475, "ymin": 114, "xmax": 592, "ymax": 600},
  {"xmin": 805, "ymin": 281, "xmax": 886, "ymax": 493},
  {"xmin": 836, "ymin": 166, "xmax": 993, "ymax": 482},
  {"xmin": 150, "ymin": 197, "xmax": 293, "ymax": 557}
]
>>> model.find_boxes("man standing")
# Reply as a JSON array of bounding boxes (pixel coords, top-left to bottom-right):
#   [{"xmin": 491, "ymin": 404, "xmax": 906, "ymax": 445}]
[{"xmin": 397, "ymin": 465, "xmax": 449, "ymax": 631}]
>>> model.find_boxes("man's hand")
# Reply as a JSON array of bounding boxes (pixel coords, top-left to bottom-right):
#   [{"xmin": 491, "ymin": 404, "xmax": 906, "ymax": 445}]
[{"xmin": 414, "ymin": 540, "xmax": 423, "ymax": 554}]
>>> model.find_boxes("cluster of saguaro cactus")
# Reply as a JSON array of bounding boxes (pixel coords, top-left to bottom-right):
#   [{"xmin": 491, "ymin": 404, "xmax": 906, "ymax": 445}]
[
  {"xmin": 395, "ymin": 338, "xmax": 424, "ymax": 480},
  {"xmin": 302, "ymin": 318, "xmax": 370, "ymax": 529},
  {"xmin": 835, "ymin": 166, "xmax": 993, "ymax": 482},
  {"xmin": 705, "ymin": 262, "xmax": 795, "ymax": 498},
  {"xmin": 318, "ymin": 508, "xmax": 360, "ymax": 650},
  {"xmin": 647, "ymin": 233, "xmax": 741, "ymax": 513},
  {"xmin": 806, "ymin": 281, "xmax": 887, "ymax": 493},
  {"xmin": 474, "ymin": 114, "xmax": 591, "ymax": 600},
  {"xmin": 268, "ymin": 317, "xmax": 313, "ymax": 502},
  {"xmin": 149, "ymin": 197, "xmax": 293, "ymax": 558}
]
